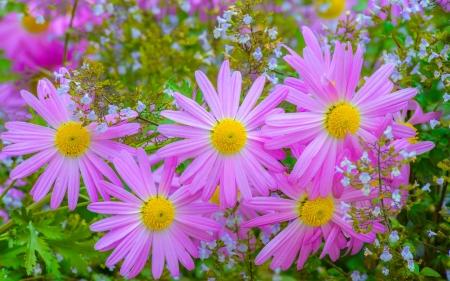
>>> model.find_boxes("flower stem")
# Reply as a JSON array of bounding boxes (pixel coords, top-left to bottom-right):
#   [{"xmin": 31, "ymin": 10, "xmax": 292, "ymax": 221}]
[
  {"xmin": 0, "ymin": 179, "xmax": 17, "ymax": 202},
  {"xmin": 323, "ymin": 258, "xmax": 348, "ymax": 277},
  {"xmin": 63, "ymin": 0, "xmax": 79, "ymax": 65}
]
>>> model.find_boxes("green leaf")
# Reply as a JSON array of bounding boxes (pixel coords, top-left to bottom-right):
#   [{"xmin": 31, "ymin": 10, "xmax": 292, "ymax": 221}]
[
  {"xmin": 420, "ymin": 267, "xmax": 441, "ymax": 277},
  {"xmin": 388, "ymin": 217, "xmax": 401, "ymax": 228},
  {"xmin": 34, "ymin": 218, "xmax": 64, "ymax": 240},
  {"xmin": 383, "ymin": 21, "xmax": 395, "ymax": 34},
  {"xmin": 22, "ymin": 222, "xmax": 60, "ymax": 277}
]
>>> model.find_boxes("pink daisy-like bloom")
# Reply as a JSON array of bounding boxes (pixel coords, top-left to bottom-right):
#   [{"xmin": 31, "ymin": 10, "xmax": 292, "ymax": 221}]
[
  {"xmin": 88, "ymin": 148, "xmax": 221, "ymax": 279},
  {"xmin": 1, "ymin": 78, "xmax": 140, "ymax": 209},
  {"xmin": 263, "ymin": 26, "xmax": 417, "ymax": 199},
  {"xmin": 0, "ymin": 13, "xmax": 70, "ymax": 72},
  {"xmin": 241, "ymin": 173, "xmax": 383, "ymax": 270},
  {"xmin": 157, "ymin": 60, "xmax": 288, "ymax": 207}
]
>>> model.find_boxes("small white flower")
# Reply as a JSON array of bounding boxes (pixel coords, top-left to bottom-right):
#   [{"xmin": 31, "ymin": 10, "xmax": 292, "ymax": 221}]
[
  {"xmin": 131, "ymin": 28, "xmax": 141, "ymax": 39},
  {"xmin": 389, "ymin": 231, "xmax": 400, "ymax": 242},
  {"xmin": 401, "ymin": 246, "xmax": 413, "ymax": 260},
  {"xmin": 341, "ymin": 201, "xmax": 351, "ymax": 210},
  {"xmin": 361, "ymin": 151, "xmax": 371, "ymax": 163},
  {"xmin": 87, "ymin": 110, "xmax": 97, "ymax": 121},
  {"xmin": 268, "ymin": 27, "xmax": 278, "ymax": 40},
  {"xmin": 94, "ymin": 123, "xmax": 108, "ymax": 134},
  {"xmin": 422, "ymin": 183, "xmax": 431, "ymax": 192},
  {"xmin": 384, "ymin": 126, "xmax": 393, "ymax": 138},
  {"xmin": 213, "ymin": 26, "xmax": 223, "ymax": 39},
  {"xmin": 359, "ymin": 172, "xmax": 371, "ymax": 184},
  {"xmin": 108, "ymin": 104, "xmax": 119, "ymax": 115},
  {"xmin": 35, "ymin": 15, "xmax": 45, "ymax": 24},
  {"xmin": 364, "ymin": 247, "xmax": 372, "ymax": 256},
  {"xmin": 427, "ymin": 230, "xmax": 437, "ymax": 237},
  {"xmin": 362, "ymin": 184, "xmax": 371, "ymax": 196},
  {"xmin": 93, "ymin": 4, "xmax": 104, "ymax": 16},
  {"xmin": 372, "ymin": 206, "xmax": 380, "ymax": 216},
  {"xmin": 380, "ymin": 250, "xmax": 393, "ymax": 262},
  {"xmin": 443, "ymin": 93, "xmax": 450, "ymax": 103},
  {"xmin": 437, "ymin": 178, "xmax": 444, "ymax": 185},
  {"xmin": 120, "ymin": 107, "xmax": 133, "ymax": 117},
  {"xmin": 81, "ymin": 94, "xmax": 92, "ymax": 105},
  {"xmin": 243, "ymin": 14, "xmax": 253, "ymax": 25},
  {"xmin": 268, "ymin": 58, "xmax": 277, "ymax": 70},
  {"xmin": 66, "ymin": 101, "xmax": 76, "ymax": 113},
  {"xmin": 341, "ymin": 177, "xmax": 350, "ymax": 187},
  {"xmin": 382, "ymin": 267, "xmax": 389, "ymax": 276},
  {"xmin": 238, "ymin": 34, "xmax": 250, "ymax": 44},
  {"xmin": 136, "ymin": 101, "xmax": 146, "ymax": 113},
  {"xmin": 225, "ymin": 44, "xmax": 234, "ymax": 54},
  {"xmin": 430, "ymin": 119, "xmax": 440, "ymax": 129},
  {"xmin": 391, "ymin": 167, "xmax": 401, "ymax": 177}
]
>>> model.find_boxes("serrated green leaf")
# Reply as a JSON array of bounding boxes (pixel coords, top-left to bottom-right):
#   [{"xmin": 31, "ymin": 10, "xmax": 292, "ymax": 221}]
[
  {"xmin": 34, "ymin": 218, "xmax": 64, "ymax": 240},
  {"xmin": 420, "ymin": 267, "xmax": 441, "ymax": 277}
]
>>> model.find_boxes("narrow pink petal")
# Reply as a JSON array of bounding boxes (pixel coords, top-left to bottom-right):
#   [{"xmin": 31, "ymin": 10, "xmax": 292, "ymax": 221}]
[
  {"xmin": 173, "ymin": 221, "xmax": 215, "ymax": 242},
  {"xmin": 284, "ymin": 86, "xmax": 324, "ymax": 112},
  {"xmin": 176, "ymin": 203, "xmax": 218, "ymax": 215},
  {"xmin": 5, "ymin": 121, "xmax": 56, "ymax": 134},
  {"xmin": 2, "ymin": 141, "xmax": 54, "ymax": 156},
  {"xmin": 290, "ymin": 132, "xmax": 328, "ymax": 181},
  {"xmin": 242, "ymin": 211, "xmax": 298, "ymax": 228},
  {"xmin": 164, "ymin": 232, "xmax": 180, "ymax": 277},
  {"xmin": 242, "ymin": 86, "xmax": 289, "ymax": 128},
  {"xmin": 217, "ymin": 60, "xmax": 231, "ymax": 114},
  {"xmin": 179, "ymin": 148, "xmax": 215, "ymax": 184},
  {"xmin": 222, "ymin": 157, "xmax": 237, "ymax": 207},
  {"xmin": 137, "ymin": 147, "xmax": 157, "ymax": 198},
  {"xmin": 245, "ymin": 197, "xmax": 298, "ymax": 212},
  {"xmin": 50, "ymin": 164, "xmax": 69, "ymax": 209},
  {"xmin": 195, "ymin": 70, "xmax": 223, "ymax": 120},
  {"xmin": 161, "ymin": 110, "xmax": 213, "ymax": 130},
  {"xmin": 265, "ymin": 112, "xmax": 323, "ymax": 127},
  {"xmin": 319, "ymin": 224, "xmax": 340, "ymax": 258},
  {"xmin": 352, "ymin": 63, "xmax": 395, "ymax": 106},
  {"xmin": 157, "ymin": 138, "xmax": 211, "ymax": 158},
  {"xmin": 170, "ymin": 223, "xmax": 198, "ymax": 258},
  {"xmin": 128, "ymin": 229, "xmax": 152, "ymax": 278},
  {"xmin": 157, "ymin": 124, "xmax": 209, "ymax": 139},
  {"xmin": 67, "ymin": 157, "xmax": 80, "ymax": 210},
  {"xmin": 32, "ymin": 154, "xmax": 64, "ymax": 202},
  {"xmin": 151, "ymin": 231, "xmax": 166, "ymax": 280},
  {"xmin": 234, "ymin": 155, "xmax": 251, "ymax": 201},
  {"xmin": 391, "ymin": 122, "xmax": 416, "ymax": 138},
  {"xmin": 106, "ymin": 226, "xmax": 141, "ymax": 266},
  {"xmin": 20, "ymin": 90, "xmax": 61, "ymax": 129},
  {"xmin": 120, "ymin": 227, "xmax": 149, "ymax": 275},
  {"xmin": 170, "ymin": 233, "xmax": 195, "ymax": 270},
  {"xmin": 88, "ymin": 202, "xmax": 141, "ymax": 214},
  {"xmin": 174, "ymin": 92, "xmax": 216, "ymax": 127},
  {"xmin": 10, "ymin": 148, "xmax": 57, "ymax": 179},
  {"xmin": 202, "ymin": 155, "xmax": 222, "ymax": 202},
  {"xmin": 78, "ymin": 156, "xmax": 99, "ymax": 202},
  {"xmin": 91, "ymin": 123, "xmax": 140, "ymax": 140},
  {"xmin": 158, "ymin": 156, "xmax": 177, "ymax": 197},
  {"xmin": 227, "ymin": 71, "xmax": 242, "ymax": 119},
  {"xmin": 91, "ymin": 214, "xmax": 142, "ymax": 232},
  {"xmin": 85, "ymin": 150, "xmax": 122, "ymax": 187},
  {"xmin": 175, "ymin": 214, "xmax": 221, "ymax": 231},
  {"xmin": 246, "ymin": 140, "xmax": 284, "ymax": 172},
  {"xmin": 100, "ymin": 181, "xmax": 142, "ymax": 205},
  {"xmin": 37, "ymin": 79, "xmax": 71, "ymax": 125},
  {"xmin": 89, "ymin": 139, "xmax": 136, "ymax": 162},
  {"xmin": 236, "ymin": 76, "xmax": 265, "ymax": 121},
  {"xmin": 94, "ymin": 223, "xmax": 141, "ymax": 250}
]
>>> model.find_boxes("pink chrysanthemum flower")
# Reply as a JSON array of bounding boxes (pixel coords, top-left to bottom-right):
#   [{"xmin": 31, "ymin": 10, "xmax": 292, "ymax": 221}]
[
  {"xmin": 241, "ymin": 173, "xmax": 383, "ymax": 270},
  {"xmin": 1, "ymin": 79, "xmax": 140, "ymax": 209},
  {"xmin": 0, "ymin": 83, "xmax": 30, "ymax": 121},
  {"xmin": 157, "ymin": 60, "xmax": 288, "ymax": 207},
  {"xmin": 263, "ymin": 26, "xmax": 417, "ymax": 199},
  {"xmin": 88, "ymin": 148, "xmax": 221, "ymax": 279}
]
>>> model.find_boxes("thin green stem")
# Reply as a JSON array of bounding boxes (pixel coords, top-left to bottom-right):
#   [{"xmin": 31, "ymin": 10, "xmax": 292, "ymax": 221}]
[
  {"xmin": 0, "ymin": 179, "xmax": 17, "ymax": 202},
  {"xmin": 323, "ymin": 258, "xmax": 348, "ymax": 277},
  {"xmin": 33, "ymin": 201, "xmax": 90, "ymax": 216},
  {"xmin": 63, "ymin": 0, "xmax": 79, "ymax": 65}
]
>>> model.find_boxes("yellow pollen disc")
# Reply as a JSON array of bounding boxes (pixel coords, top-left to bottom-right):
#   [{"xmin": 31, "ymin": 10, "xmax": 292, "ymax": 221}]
[
  {"xmin": 142, "ymin": 197, "xmax": 175, "ymax": 230},
  {"xmin": 298, "ymin": 196, "xmax": 335, "ymax": 227},
  {"xmin": 21, "ymin": 15, "xmax": 49, "ymax": 33},
  {"xmin": 211, "ymin": 119, "xmax": 247, "ymax": 155},
  {"xmin": 325, "ymin": 102, "xmax": 360, "ymax": 139},
  {"xmin": 210, "ymin": 186, "xmax": 221, "ymax": 205},
  {"xmin": 55, "ymin": 122, "xmax": 90, "ymax": 157},
  {"xmin": 399, "ymin": 122, "xmax": 418, "ymax": 144},
  {"xmin": 315, "ymin": 0, "xmax": 346, "ymax": 19}
]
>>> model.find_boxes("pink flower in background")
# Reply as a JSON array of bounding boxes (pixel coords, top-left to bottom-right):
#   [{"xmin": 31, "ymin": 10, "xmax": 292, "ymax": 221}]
[
  {"xmin": 241, "ymin": 173, "xmax": 383, "ymax": 270},
  {"xmin": 88, "ymin": 149, "xmax": 221, "ymax": 279},
  {"xmin": 0, "ymin": 83, "xmax": 30, "ymax": 121},
  {"xmin": 0, "ymin": 13, "xmax": 79, "ymax": 73},
  {"xmin": 263, "ymin": 26, "xmax": 417, "ymax": 199},
  {"xmin": 157, "ymin": 60, "xmax": 288, "ymax": 207},
  {"xmin": 1, "ymin": 79, "xmax": 140, "ymax": 209}
]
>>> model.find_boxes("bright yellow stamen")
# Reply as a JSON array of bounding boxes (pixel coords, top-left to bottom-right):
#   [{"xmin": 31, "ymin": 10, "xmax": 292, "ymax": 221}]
[
  {"xmin": 142, "ymin": 197, "xmax": 175, "ymax": 230},
  {"xmin": 211, "ymin": 119, "xmax": 247, "ymax": 155},
  {"xmin": 298, "ymin": 196, "xmax": 335, "ymax": 227},
  {"xmin": 325, "ymin": 102, "xmax": 360, "ymax": 139},
  {"xmin": 315, "ymin": 0, "xmax": 346, "ymax": 19},
  {"xmin": 21, "ymin": 15, "xmax": 49, "ymax": 33},
  {"xmin": 55, "ymin": 122, "xmax": 90, "ymax": 157},
  {"xmin": 399, "ymin": 122, "xmax": 418, "ymax": 144},
  {"xmin": 210, "ymin": 186, "xmax": 221, "ymax": 205}
]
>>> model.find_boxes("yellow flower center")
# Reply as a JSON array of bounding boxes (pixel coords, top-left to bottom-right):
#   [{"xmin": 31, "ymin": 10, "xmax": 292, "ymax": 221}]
[
  {"xmin": 325, "ymin": 102, "xmax": 360, "ymax": 139},
  {"xmin": 210, "ymin": 186, "xmax": 221, "ymax": 205},
  {"xmin": 399, "ymin": 122, "xmax": 418, "ymax": 144},
  {"xmin": 211, "ymin": 119, "xmax": 247, "ymax": 155},
  {"xmin": 315, "ymin": 0, "xmax": 346, "ymax": 19},
  {"xmin": 55, "ymin": 122, "xmax": 90, "ymax": 157},
  {"xmin": 142, "ymin": 197, "xmax": 175, "ymax": 230},
  {"xmin": 298, "ymin": 196, "xmax": 335, "ymax": 227},
  {"xmin": 21, "ymin": 15, "xmax": 49, "ymax": 33}
]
